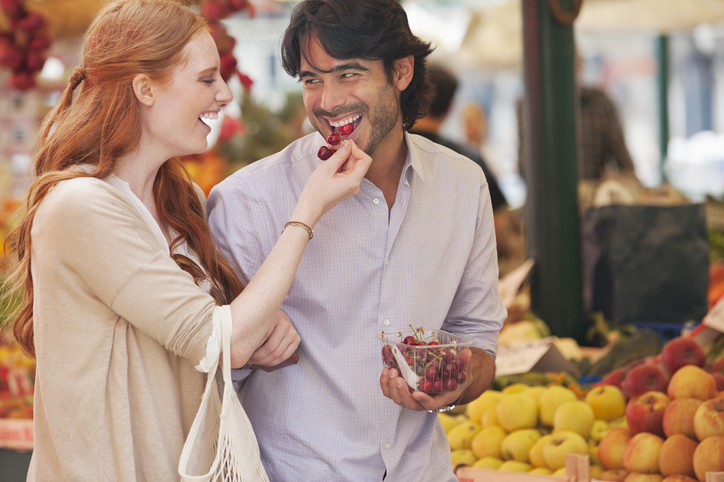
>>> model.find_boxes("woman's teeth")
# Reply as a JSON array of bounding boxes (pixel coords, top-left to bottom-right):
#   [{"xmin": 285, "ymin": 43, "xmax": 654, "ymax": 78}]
[{"xmin": 199, "ymin": 112, "xmax": 219, "ymax": 121}]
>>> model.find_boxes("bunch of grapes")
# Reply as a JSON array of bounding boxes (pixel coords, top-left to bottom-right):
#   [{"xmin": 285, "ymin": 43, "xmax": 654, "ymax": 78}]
[
  {"xmin": 199, "ymin": 0, "xmax": 254, "ymax": 89},
  {"xmin": 380, "ymin": 326, "xmax": 468, "ymax": 394},
  {"xmin": 0, "ymin": 0, "xmax": 53, "ymax": 91}
]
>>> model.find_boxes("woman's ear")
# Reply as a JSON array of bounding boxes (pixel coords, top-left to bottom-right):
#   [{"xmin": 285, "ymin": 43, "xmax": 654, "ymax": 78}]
[
  {"xmin": 393, "ymin": 55, "xmax": 415, "ymax": 92},
  {"xmin": 132, "ymin": 73, "xmax": 155, "ymax": 106}
]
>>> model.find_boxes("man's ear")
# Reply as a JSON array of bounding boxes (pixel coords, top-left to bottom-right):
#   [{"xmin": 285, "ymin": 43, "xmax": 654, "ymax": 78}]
[
  {"xmin": 392, "ymin": 55, "xmax": 415, "ymax": 92},
  {"xmin": 132, "ymin": 73, "xmax": 155, "ymax": 107}
]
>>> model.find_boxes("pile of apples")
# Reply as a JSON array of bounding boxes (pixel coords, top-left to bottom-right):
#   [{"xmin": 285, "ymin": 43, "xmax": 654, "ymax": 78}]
[
  {"xmin": 443, "ymin": 335, "xmax": 724, "ymax": 481},
  {"xmin": 0, "ymin": 0, "xmax": 53, "ymax": 91}
]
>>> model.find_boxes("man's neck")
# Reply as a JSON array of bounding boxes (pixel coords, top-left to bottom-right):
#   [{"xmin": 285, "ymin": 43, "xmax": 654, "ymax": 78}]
[{"xmin": 365, "ymin": 131, "xmax": 408, "ymax": 212}]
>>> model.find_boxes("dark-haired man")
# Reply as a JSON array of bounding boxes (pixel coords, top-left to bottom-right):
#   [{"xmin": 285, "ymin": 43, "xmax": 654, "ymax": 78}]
[{"xmin": 208, "ymin": 1, "xmax": 505, "ymax": 480}]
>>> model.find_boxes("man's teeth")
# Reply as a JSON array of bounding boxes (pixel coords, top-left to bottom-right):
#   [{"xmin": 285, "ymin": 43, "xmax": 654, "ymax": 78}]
[
  {"xmin": 199, "ymin": 112, "xmax": 219, "ymax": 120},
  {"xmin": 330, "ymin": 114, "xmax": 360, "ymax": 128}
]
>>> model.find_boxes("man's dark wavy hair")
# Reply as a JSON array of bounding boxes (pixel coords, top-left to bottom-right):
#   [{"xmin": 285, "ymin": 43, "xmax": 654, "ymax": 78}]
[{"xmin": 280, "ymin": 0, "xmax": 434, "ymax": 131}]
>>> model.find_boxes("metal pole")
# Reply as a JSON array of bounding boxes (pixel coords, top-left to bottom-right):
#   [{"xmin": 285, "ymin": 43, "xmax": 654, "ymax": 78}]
[
  {"xmin": 656, "ymin": 35, "xmax": 669, "ymax": 184},
  {"xmin": 521, "ymin": 0, "xmax": 584, "ymax": 343}
]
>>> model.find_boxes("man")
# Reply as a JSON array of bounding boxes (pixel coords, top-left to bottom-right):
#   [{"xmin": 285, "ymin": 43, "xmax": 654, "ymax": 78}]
[
  {"xmin": 410, "ymin": 64, "xmax": 507, "ymax": 212},
  {"xmin": 207, "ymin": 1, "xmax": 506, "ymax": 480}
]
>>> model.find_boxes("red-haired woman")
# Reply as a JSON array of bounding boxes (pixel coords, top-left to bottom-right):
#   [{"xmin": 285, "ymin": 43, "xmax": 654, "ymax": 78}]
[{"xmin": 3, "ymin": 0, "xmax": 371, "ymax": 479}]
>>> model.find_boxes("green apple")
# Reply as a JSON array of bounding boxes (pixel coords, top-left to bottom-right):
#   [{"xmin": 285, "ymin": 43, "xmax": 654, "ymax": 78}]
[
  {"xmin": 539, "ymin": 385, "xmax": 577, "ymax": 427},
  {"xmin": 553, "ymin": 400, "xmax": 595, "ymax": 438},
  {"xmin": 528, "ymin": 434, "xmax": 553, "ymax": 469},
  {"xmin": 501, "ymin": 428, "xmax": 541, "ymax": 462},
  {"xmin": 542, "ymin": 430, "xmax": 589, "ymax": 470},
  {"xmin": 586, "ymin": 385, "xmax": 627, "ymax": 421},
  {"xmin": 471, "ymin": 425, "xmax": 506, "ymax": 460},
  {"xmin": 466, "ymin": 390, "xmax": 503, "ymax": 424},
  {"xmin": 497, "ymin": 393, "xmax": 538, "ymax": 432}
]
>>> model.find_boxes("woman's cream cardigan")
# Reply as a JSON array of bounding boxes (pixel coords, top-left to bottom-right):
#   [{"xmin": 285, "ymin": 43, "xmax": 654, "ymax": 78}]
[{"xmin": 27, "ymin": 177, "xmax": 218, "ymax": 481}]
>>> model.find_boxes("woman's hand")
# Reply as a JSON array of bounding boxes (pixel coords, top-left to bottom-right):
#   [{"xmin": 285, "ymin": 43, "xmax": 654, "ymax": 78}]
[
  {"xmin": 245, "ymin": 309, "xmax": 300, "ymax": 368},
  {"xmin": 292, "ymin": 140, "xmax": 372, "ymax": 228}
]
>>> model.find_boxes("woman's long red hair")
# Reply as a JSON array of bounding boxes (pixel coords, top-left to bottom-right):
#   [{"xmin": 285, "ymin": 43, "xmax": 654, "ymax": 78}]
[{"xmin": 4, "ymin": 0, "xmax": 243, "ymax": 358}]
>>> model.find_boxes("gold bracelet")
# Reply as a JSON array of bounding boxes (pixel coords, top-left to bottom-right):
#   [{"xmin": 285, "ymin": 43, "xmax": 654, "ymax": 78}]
[{"xmin": 282, "ymin": 221, "xmax": 313, "ymax": 240}]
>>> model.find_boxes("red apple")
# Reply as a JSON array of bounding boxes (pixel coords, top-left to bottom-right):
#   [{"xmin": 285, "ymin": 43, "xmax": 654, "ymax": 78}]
[
  {"xmin": 693, "ymin": 397, "xmax": 724, "ymax": 441},
  {"xmin": 658, "ymin": 433, "xmax": 698, "ymax": 477},
  {"xmin": 624, "ymin": 364, "xmax": 668, "ymax": 399},
  {"xmin": 661, "ymin": 337, "xmax": 706, "ymax": 375},
  {"xmin": 712, "ymin": 372, "xmax": 724, "ymax": 392},
  {"xmin": 598, "ymin": 427, "xmax": 632, "ymax": 470},
  {"xmin": 709, "ymin": 356, "xmax": 724, "ymax": 376},
  {"xmin": 692, "ymin": 435, "xmax": 724, "ymax": 482},
  {"xmin": 668, "ymin": 365, "xmax": 717, "ymax": 401},
  {"xmin": 625, "ymin": 391, "xmax": 671, "ymax": 437},
  {"xmin": 663, "ymin": 398, "xmax": 703, "ymax": 439},
  {"xmin": 602, "ymin": 367, "xmax": 628, "ymax": 387}
]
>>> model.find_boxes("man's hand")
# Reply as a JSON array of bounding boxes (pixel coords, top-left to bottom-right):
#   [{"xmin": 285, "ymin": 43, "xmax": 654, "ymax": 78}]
[
  {"xmin": 379, "ymin": 347, "xmax": 496, "ymax": 411},
  {"xmin": 246, "ymin": 309, "xmax": 300, "ymax": 367}
]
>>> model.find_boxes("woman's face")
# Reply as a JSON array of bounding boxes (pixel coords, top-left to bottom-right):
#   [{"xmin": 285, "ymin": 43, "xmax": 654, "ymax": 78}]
[{"xmin": 141, "ymin": 31, "xmax": 233, "ymax": 159}]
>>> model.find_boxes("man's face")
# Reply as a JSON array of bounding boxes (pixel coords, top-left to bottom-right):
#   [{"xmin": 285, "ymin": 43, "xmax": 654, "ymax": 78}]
[{"xmin": 299, "ymin": 35, "xmax": 402, "ymax": 158}]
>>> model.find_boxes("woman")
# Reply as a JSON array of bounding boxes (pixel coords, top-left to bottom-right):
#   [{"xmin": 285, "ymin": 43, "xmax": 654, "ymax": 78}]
[{"xmin": 3, "ymin": 0, "xmax": 371, "ymax": 479}]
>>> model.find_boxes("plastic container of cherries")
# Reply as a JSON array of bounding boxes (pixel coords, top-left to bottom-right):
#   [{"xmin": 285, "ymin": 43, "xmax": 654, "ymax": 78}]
[{"xmin": 377, "ymin": 326, "xmax": 472, "ymax": 394}]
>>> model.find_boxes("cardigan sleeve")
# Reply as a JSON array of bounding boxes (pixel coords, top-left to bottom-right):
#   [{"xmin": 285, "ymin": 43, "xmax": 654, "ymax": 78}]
[{"xmin": 34, "ymin": 177, "xmax": 215, "ymax": 364}]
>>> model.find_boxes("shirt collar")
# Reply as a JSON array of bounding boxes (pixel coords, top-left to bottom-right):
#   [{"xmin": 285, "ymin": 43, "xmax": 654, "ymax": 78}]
[{"xmin": 403, "ymin": 131, "xmax": 426, "ymax": 184}]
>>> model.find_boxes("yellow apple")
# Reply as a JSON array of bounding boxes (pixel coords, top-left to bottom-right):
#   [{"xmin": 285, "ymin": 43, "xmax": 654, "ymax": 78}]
[
  {"xmin": 553, "ymin": 400, "xmax": 595, "ymax": 438},
  {"xmin": 530, "ymin": 467, "xmax": 553, "ymax": 475},
  {"xmin": 502, "ymin": 383, "xmax": 530, "ymax": 394},
  {"xmin": 448, "ymin": 420, "xmax": 481, "ymax": 450},
  {"xmin": 450, "ymin": 449, "xmax": 477, "ymax": 467},
  {"xmin": 590, "ymin": 438, "xmax": 601, "ymax": 466},
  {"xmin": 501, "ymin": 428, "xmax": 541, "ymax": 462},
  {"xmin": 553, "ymin": 467, "xmax": 567, "ymax": 476},
  {"xmin": 623, "ymin": 432, "xmax": 664, "ymax": 474},
  {"xmin": 693, "ymin": 435, "xmax": 724, "ymax": 482},
  {"xmin": 591, "ymin": 465, "xmax": 605, "ymax": 479},
  {"xmin": 528, "ymin": 434, "xmax": 552, "ymax": 468},
  {"xmin": 499, "ymin": 460, "xmax": 532, "ymax": 472},
  {"xmin": 472, "ymin": 457, "xmax": 503, "ymax": 469},
  {"xmin": 542, "ymin": 430, "xmax": 589, "ymax": 470},
  {"xmin": 587, "ymin": 385, "xmax": 627, "ymax": 421},
  {"xmin": 438, "ymin": 413, "xmax": 458, "ymax": 434},
  {"xmin": 471, "ymin": 426, "xmax": 507, "ymax": 460},
  {"xmin": 539, "ymin": 385, "xmax": 577, "ymax": 427},
  {"xmin": 598, "ymin": 427, "xmax": 632, "ymax": 470},
  {"xmin": 658, "ymin": 433, "xmax": 698, "ymax": 478},
  {"xmin": 466, "ymin": 390, "xmax": 503, "ymax": 424},
  {"xmin": 693, "ymin": 397, "xmax": 724, "ymax": 441},
  {"xmin": 497, "ymin": 393, "xmax": 538, "ymax": 432},
  {"xmin": 481, "ymin": 405, "xmax": 500, "ymax": 428},
  {"xmin": 599, "ymin": 469, "xmax": 630, "ymax": 482},
  {"xmin": 624, "ymin": 474, "xmax": 663, "ymax": 482},
  {"xmin": 522, "ymin": 386, "xmax": 546, "ymax": 404},
  {"xmin": 591, "ymin": 419, "xmax": 612, "ymax": 442}
]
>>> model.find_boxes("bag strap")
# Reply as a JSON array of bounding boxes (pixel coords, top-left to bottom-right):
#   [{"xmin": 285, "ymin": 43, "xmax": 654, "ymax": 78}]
[{"xmin": 219, "ymin": 305, "xmax": 233, "ymax": 385}]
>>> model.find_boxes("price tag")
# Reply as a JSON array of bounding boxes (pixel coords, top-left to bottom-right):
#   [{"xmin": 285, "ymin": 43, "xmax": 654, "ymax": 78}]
[{"xmin": 495, "ymin": 337, "xmax": 579, "ymax": 377}]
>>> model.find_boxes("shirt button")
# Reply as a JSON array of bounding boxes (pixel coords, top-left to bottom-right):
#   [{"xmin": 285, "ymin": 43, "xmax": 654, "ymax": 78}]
[
  {"xmin": 385, "ymin": 258, "xmax": 389, "ymax": 265},
  {"xmin": 383, "ymin": 319, "xmax": 390, "ymax": 326},
  {"xmin": 373, "ymin": 198, "xmax": 380, "ymax": 204},
  {"xmin": 384, "ymin": 442, "xmax": 390, "ymax": 449}
]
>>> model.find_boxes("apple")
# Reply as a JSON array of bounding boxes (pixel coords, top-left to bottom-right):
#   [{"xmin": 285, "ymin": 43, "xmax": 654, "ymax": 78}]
[
  {"xmin": 591, "ymin": 419, "xmax": 612, "ymax": 442},
  {"xmin": 501, "ymin": 428, "xmax": 541, "ymax": 462},
  {"xmin": 692, "ymin": 435, "xmax": 724, "ymax": 482},
  {"xmin": 497, "ymin": 393, "xmax": 538, "ymax": 432},
  {"xmin": 625, "ymin": 391, "xmax": 671, "ymax": 437},
  {"xmin": 599, "ymin": 470, "xmax": 630, "ymax": 482},
  {"xmin": 693, "ymin": 397, "xmax": 724, "ymax": 441},
  {"xmin": 471, "ymin": 426, "xmax": 506, "ymax": 460},
  {"xmin": 553, "ymin": 400, "xmax": 595, "ymax": 438},
  {"xmin": 521, "ymin": 386, "xmax": 546, "ymax": 404},
  {"xmin": 528, "ymin": 434, "xmax": 552, "ymax": 468},
  {"xmin": 623, "ymin": 432, "xmax": 664, "ymax": 474},
  {"xmin": 543, "ymin": 430, "xmax": 589, "ymax": 471},
  {"xmin": 598, "ymin": 427, "xmax": 632, "ymax": 470},
  {"xmin": 538, "ymin": 385, "xmax": 577, "ymax": 427},
  {"xmin": 530, "ymin": 467, "xmax": 553, "ymax": 475},
  {"xmin": 667, "ymin": 365, "xmax": 717, "ymax": 401},
  {"xmin": 624, "ymin": 364, "xmax": 669, "ymax": 399},
  {"xmin": 481, "ymin": 405, "xmax": 499, "ymax": 428},
  {"xmin": 658, "ymin": 433, "xmax": 698, "ymax": 477},
  {"xmin": 602, "ymin": 368, "xmax": 629, "ymax": 387},
  {"xmin": 498, "ymin": 460, "xmax": 532, "ymax": 472},
  {"xmin": 466, "ymin": 390, "xmax": 503, "ymax": 424},
  {"xmin": 624, "ymin": 474, "xmax": 663, "ymax": 482},
  {"xmin": 661, "ymin": 337, "xmax": 706, "ymax": 375},
  {"xmin": 587, "ymin": 385, "xmax": 627, "ymax": 421},
  {"xmin": 712, "ymin": 372, "xmax": 724, "ymax": 392},
  {"xmin": 472, "ymin": 457, "xmax": 503, "ymax": 469},
  {"xmin": 708, "ymin": 356, "xmax": 724, "ymax": 376},
  {"xmin": 663, "ymin": 397, "xmax": 703, "ymax": 439},
  {"xmin": 662, "ymin": 476, "xmax": 698, "ymax": 482}
]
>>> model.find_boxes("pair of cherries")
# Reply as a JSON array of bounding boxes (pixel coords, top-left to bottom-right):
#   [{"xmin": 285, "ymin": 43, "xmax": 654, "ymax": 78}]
[{"xmin": 317, "ymin": 122, "xmax": 354, "ymax": 160}]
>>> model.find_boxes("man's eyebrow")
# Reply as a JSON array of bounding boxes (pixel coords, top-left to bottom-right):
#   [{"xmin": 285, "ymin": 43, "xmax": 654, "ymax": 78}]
[{"xmin": 299, "ymin": 62, "xmax": 370, "ymax": 79}]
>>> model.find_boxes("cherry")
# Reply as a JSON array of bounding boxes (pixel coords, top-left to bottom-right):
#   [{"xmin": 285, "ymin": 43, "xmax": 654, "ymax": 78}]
[
  {"xmin": 443, "ymin": 378, "xmax": 458, "ymax": 391},
  {"xmin": 433, "ymin": 380, "xmax": 443, "ymax": 392},
  {"xmin": 457, "ymin": 371, "xmax": 467, "ymax": 384},
  {"xmin": 442, "ymin": 363, "xmax": 458, "ymax": 379},
  {"xmin": 402, "ymin": 336, "xmax": 417, "ymax": 346},
  {"xmin": 317, "ymin": 145, "xmax": 334, "ymax": 160},
  {"xmin": 327, "ymin": 133, "xmax": 341, "ymax": 145},
  {"xmin": 339, "ymin": 123, "xmax": 353, "ymax": 136},
  {"xmin": 441, "ymin": 350, "xmax": 456, "ymax": 363},
  {"xmin": 419, "ymin": 380, "xmax": 433, "ymax": 393},
  {"xmin": 425, "ymin": 365, "xmax": 438, "ymax": 381}
]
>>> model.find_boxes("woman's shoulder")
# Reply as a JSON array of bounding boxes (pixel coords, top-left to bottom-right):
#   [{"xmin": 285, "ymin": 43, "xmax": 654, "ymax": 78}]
[{"xmin": 40, "ymin": 176, "xmax": 133, "ymax": 220}]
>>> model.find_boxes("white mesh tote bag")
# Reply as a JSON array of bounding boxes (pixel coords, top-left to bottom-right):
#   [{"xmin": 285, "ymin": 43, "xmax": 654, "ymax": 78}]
[{"xmin": 179, "ymin": 306, "xmax": 270, "ymax": 482}]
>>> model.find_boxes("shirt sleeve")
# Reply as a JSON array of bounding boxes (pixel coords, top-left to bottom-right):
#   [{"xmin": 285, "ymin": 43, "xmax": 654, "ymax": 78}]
[
  {"xmin": 441, "ymin": 171, "xmax": 507, "ymax": 359},
  {"xmin": 36, "ymin": 178, "xmax": 216, "ymax": 364}
]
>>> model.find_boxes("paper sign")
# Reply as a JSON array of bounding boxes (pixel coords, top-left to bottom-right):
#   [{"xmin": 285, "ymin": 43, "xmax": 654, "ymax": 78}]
[
  {"xmin": 0, "ymin": 419, "xmax": 33, "ymax": 452},
  {"xmin": 498, "ymin": 259, "xmax": 534, "ymax": 308},
  {"xmin": 495, "ymin": 337, "xmax": 580, "ymax": 377}
]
